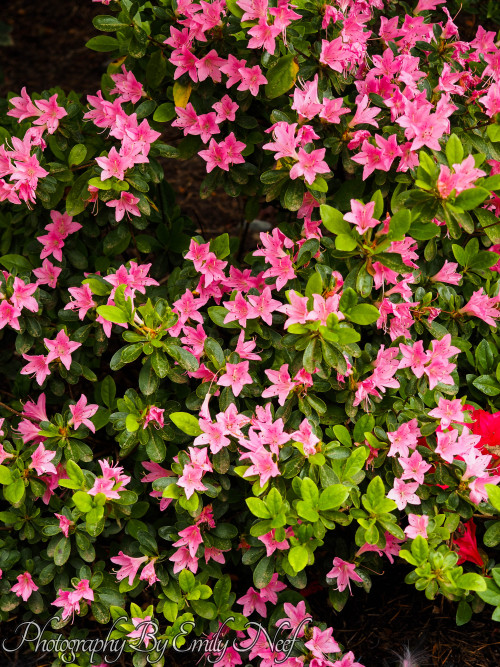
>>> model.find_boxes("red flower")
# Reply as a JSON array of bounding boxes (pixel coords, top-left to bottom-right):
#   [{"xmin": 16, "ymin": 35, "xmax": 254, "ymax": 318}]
[
  {"xmin": 466, "ymin": 406, "xmax": 500, "ymax": 463},
  {"xmin": 452, "ymin": 519, "xmax": 484, "ymax": 567}
]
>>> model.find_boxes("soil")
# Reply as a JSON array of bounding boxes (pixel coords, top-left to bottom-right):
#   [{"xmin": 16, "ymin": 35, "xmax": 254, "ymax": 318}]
[{"xmin": 1, "ymin": 1, "xmax": 500, "ymax": 666}]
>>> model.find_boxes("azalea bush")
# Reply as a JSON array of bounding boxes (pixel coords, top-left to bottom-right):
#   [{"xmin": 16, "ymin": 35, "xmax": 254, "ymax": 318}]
[{"xmin": 2, "ymin": 0, "xmax": 500, "ymax": 666}]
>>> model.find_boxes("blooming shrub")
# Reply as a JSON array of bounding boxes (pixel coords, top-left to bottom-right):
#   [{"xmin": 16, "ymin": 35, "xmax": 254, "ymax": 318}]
[{"xmin": 2, "ymin": 0, "xmax": 500, "ymax": 665}]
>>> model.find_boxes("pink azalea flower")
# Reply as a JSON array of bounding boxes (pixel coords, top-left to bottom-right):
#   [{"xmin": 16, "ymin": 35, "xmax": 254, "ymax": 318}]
[
  {"xmin": 387, "ymin": 477, "xmax": 420, "ymax": 510},
  {"xmin": 262, "ymin": 364, "xmax": 297, "ymax": 405},
  {"xmin": 109, "ymin": 65, "xmax": 145, "ymax": 104},
  {"xmin": 11, "ymin": 277, "xmax": 38, "ymax": 312},
  {"xmin": 218, "ymin": 361, "xmax": 253, "ymax": 397},
  {"xmin": 33, "ymin": 94, "xmax": 67, "ymax": 134},
  {"xmin": 459, "ymin": 288, "xmax": 500, "ymax": 328},
  {"xmin": 326, "ymin": 557, "xmax": 363, "ymax": 594},
  {"xmin": 235, "ymin": 330, "xmax": 261, "ymax": 361},
  {"xmin": 95, "ymin": 147, "xmax": 133, "ymax": 181},
  {"xmin": 237, "ymin": 65, "xmax": 267, "ymax": 96},
  {"xmin": 30, "ymin": 443, "xmax": 57, "ymax": 475},
  {"xmin": 173, "ymin": 524, "xmax": 203, "ymax": 558},
  {"xmin": 387, "ymin": 419, "xmax": 420, "ymax": 458},
  {"xmin": 127, "ymin": 616, "xmax": 156, "ymax": 647},
  {"xmin": 44, "ymin": 329, "xmax": 81, "ymax": 370},
  {"xmin": 213, "ymin": 95, "xmax": 239, "ymax": 122},
  {"xmin": 428, "ymin": 397, "xmax": 464, "ymax": 429},
  {"xmin": 0, "ymin": 300, "xmax": 22, "ymax": 330},
  {"xmin": 106, "ymin": 191, "xmax": 141, "ymax": 222},
  {"xmin": 289, "ymin": 148, "xmax": 329, "ymax": 185},
  {"xmin": 405, "ymin": 514, "xmax": 429, "ymax": 539},
  {"xmin": 54, "ymin": 513, "xmax": 73, "ymax": 538},
  {"xmin": 304, "ymin": 626, "xmax": 340, "ymax": 659},
  {"xmin": 194, "ymin": 419, "xmax": 231, "ymax": 454},
  {"xmin": 178, "ymin": 464, "xmax": 207, "ymax": 498},
  {"xmin": 169, "ymin": 546, "xmax": 199, "ymax": 574},
  {"xmin": 110, "ymin": 551, "xmax": 148, "ymax": 585},
  {"xmin": 344, "ymin": 200, "xmax": 378, "ymax": 235},
  {"xmin": 69, "ymin": 395, "xmax": 99, "ymax": 432},
  {"xmin": 237, "ymin": 586, "xmax": 268, "ymax": 617},
  {"xmin": 276, "ymin": 600, "xmax": 310, "ymax": 637},
  {"xmin": 64, "ymin": 284, "xmax": 96, "ymax": 320},
  {"xmin": 143, "ymin": 406, "xmax": 165, "ymax": 429},
  {"xmin": 430, "ymin": 261, "xmax": 462, "ymax": 285},
  {"xmin": 332, "ymin": 652, "xmax": 365, "ymax": 667},
  {"xmin": 139, "ymin": 559, "xmax": 159, "ymax": 586},
  {"xmin": 399, "ymin": 450, "xmax": 431, "ymax": 485},
  {"xmin": 241, "ymin": 447, "xmax": 280, "ymax": 485},
  {"xmin": 11, "ymin": 572, "xmax": 38, "ymax": 601},
  {"xmin": 259, "ymin": 573, "xmax": 287, "ymax": 603},
  {"xmin": 32, "ymin": 259, "xmax": 62, "ymax": 288}
]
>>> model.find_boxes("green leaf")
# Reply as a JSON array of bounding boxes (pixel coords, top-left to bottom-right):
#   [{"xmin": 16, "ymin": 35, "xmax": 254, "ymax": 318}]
[
  {"xmin": 190, "ymin": 600, "xmax": 217, "ymax": 619},
  {"xmin": 457, "ymin": 573, "xmax": 486, "ymax": 592},
  {"xmin": 226, "ymin": 0, "xmax": 244, "ymax": 17},
  {"xmin": 96, "ymin": 305, "xmax": 129, "ymax": 324},
  {"xmin": 66, "ymin": 170, "xmax": 93, "ymax": 216},
  {"xmin": 345, "ymin": 304, "xmax": 379, "ymax": 325},
  {"xmin": 170, "ymin": 412, "xmax": 202, "ymax": 436},
  {"xmin": 210, "ymin": 233, "xmax": 230, "ymax": 259},
  {"xmin": 101, "ymin": 375, "xmax": 116, "ymax": 408},
  {"xmin": 4, "ymin": 478, "xmax": 24, "ymax": 504},
  {"xmin": 93, "ymin": 15, "xmax": 130, "ymax": 31},
  {"xmin": 386, "ymin": 209, "xmax": 411, "ymax": 241},
  {"xmin": 320, "ymin": 205, "xmax": 351, "ymax": 235},
  {"xmin": 179, "ymin": 569, "xmax": 196, "ymax": 592},
  {"xmin": 309, "ymin": 176, "xmax": 328, "ymax": 193},
  {"xmin": 318, "ymin": 484, "xmax": 349, "ymax": 511},
  {"xmin": 73, "ymin": 491, "xmax": 93, "ymax": 513},
  {"xmin": 204, "ymin": 338, "xmax": 225, "ymax": 369},
  {"xmin": 456, "ymin": 600, "xmax": 472, "ymax": 626},
  {"xmin": 166, "ymin": 344, "xmax": 199, "ymax": 372},
  {"xmin": 472, "ymin": 375, "xmax": 500, "ymax": 396},
  {"xmin": 301, "ymin": 478, "xmax": 319, "ymax": 506},
  {"xmin": 475, "ymin": 208, "xmax": 500, "ymax": 244},
  {"xmin": 483, "ymin": 521, "xmax": 500, "ymax": 548},
  {"xmin": 246, "ymin": 497, "xmax": 271, "ymax": 519},
  {"xmin": 0, "ymin": 254, "xmax": 32, "ymax": 273},
  {"xmin": 375, "ymin": 252, "xmax": 409, "ymax": 273},
  {"xmin": 486, "ymin": 484, "xmax": 500, "ymax": 512},
  {"xmin": 455, "ymin": 187, "xmax": 490, "ymax": 210},
  {"xmin": 139, "ymin": 358, "xmax": 160, "ymax": 396},
  {"xmin": 153, "ymin": 102, "xmax": 175, "ymax": 123},
  {"xmin": 335, "ymin": 234, "xmax": 357, "ymax": 252},
  {"xmin": 0, "ymin": 465, "xmax": 13, "ymax": 485},
  {"xmin": 68, "ymin": 144, "xmax": 87, "ymax": 167},
  {"xmin": 288, "ymin": 545, "xmax": 308, "ymax": 573},
  {"xmin": 364, "ymin": 476, "xmax": 388, "ymax": 511},
  {"xmin": 411, "ymin": 535, "xmax": 428, "ymax": 563},
  {"xmin": 126, "ymin": 414, "xmax": 140, "ymax": 432},
  {"xmin": 305, "ymin": 272, "xmax": 323, "ymax": 300},
  {"xmin": 146, "ymin": 50, "xmax": 167, "ymax": 89},
  {"xmin": 54, "ymin": 537, "xmax": 71, "ymax": 566},
  {"xmin": 487, "ymin": 124, "xmax": 500, "ymax": 143},
  {"xmin": 371, "ymin": 189, "xmax": 384, "ymax": 219},
  {"xmin": 446, "ymin": 134, "xmax": 464, "ymax": 165},
  {"xmin": 253, "ymin": 556, "xmax": 274, "ymax": 589},
  {"xmin": 66, "ymin": 460, "xmax": 84, "ymax": 486},
  {"xmin": 265, "ymin": 55, "xmax": 299, "ymax": 100},
  {"xmin": 86, "ymin": 35, "xmax": 119, "ymax": 52},
  {"xmin": 103, "ymin": 224, "xmax": 131, "ymax": 256},
  {"xmin": 333, "ymin": 425, "xmax": 351, "ymax": 447},
  {"xmin": 208, "ymin": 306, "xmax": 240, "ymax": 329}
]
